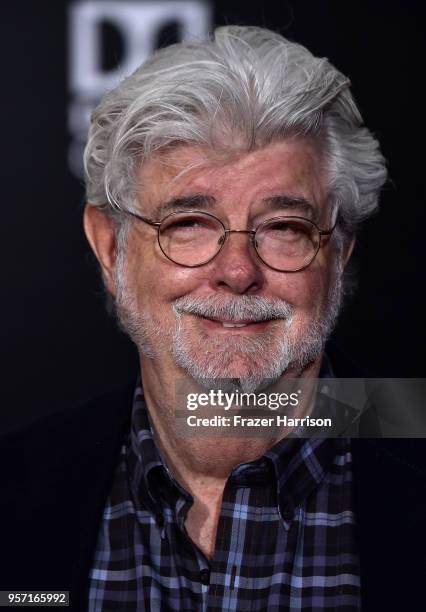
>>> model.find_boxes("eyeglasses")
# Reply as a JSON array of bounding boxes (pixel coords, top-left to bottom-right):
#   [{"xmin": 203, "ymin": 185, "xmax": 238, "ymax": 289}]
[{"xmin": 123, "ymin": 209, "xmax": 336, "ymax": 272}]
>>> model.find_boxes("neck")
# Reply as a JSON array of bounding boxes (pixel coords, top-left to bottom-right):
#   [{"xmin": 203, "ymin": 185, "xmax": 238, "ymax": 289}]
[
  {"xmin": 139, "ymin": 353, "xmax": 322, "ymax": 559},
  {"xmin": 139, "ymin": 353, "xmax": 322, "ymax": 489}
]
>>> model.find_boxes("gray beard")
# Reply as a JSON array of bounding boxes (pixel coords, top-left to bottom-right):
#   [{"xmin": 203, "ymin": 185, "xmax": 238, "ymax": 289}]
[{"xmin": 114, "ymin": 262, "xmax": 344, "ymax": 393}]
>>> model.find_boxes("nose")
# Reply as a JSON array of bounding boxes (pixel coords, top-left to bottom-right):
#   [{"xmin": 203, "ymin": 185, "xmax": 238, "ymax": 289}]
[{"xmin": 209, "ymin": 230, "xmax": 264, "ymax": 294}]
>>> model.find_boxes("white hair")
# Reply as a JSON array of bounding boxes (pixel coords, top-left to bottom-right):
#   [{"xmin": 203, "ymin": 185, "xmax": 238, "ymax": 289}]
[{"xmin": 84, "ymin": 25, "xmax": 387, "ymax": 237}]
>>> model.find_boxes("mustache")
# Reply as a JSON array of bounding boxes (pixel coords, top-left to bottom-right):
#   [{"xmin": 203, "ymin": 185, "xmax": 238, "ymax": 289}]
[{"xmin": 172, "ymin": 295, "xmax": 294, "ymax": 322}]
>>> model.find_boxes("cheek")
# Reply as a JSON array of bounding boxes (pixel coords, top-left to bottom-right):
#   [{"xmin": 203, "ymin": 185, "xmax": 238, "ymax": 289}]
[
  {"xmin": 126, "ymin": 242, "xmax": 209, "ymax": 313},
  {"xmin": 272, "ymin": 264, "xmax": 330, "ymax": 313}
]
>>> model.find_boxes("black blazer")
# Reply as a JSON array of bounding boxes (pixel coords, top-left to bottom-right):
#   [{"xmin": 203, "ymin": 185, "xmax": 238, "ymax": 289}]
[{"xmin": 1, "ymin": 382, "xmax": 425, "ymax": 611}]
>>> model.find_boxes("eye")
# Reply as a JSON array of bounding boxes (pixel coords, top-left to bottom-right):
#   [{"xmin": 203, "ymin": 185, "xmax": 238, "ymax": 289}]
[
  {"xmin": 169, "ymin": 218, "xmax": 200, "ymax": 229},
  {"xmin": 268, "ymin": 221, "xmax": 295, "ymax": 231},
  {"xmin": 264, "ymin": 220, "xmax": 308, "ymax": 237},
  {"xmin": 160, "ymin": 213, "xmax": 223, "ymax": 246},
  {"xmin": 163, "ymin": 212, "xmax": 222, "ymax": 230},
  {"xmin": 163, "ymin": 215, "xmax": 208, "ymax": 233}
]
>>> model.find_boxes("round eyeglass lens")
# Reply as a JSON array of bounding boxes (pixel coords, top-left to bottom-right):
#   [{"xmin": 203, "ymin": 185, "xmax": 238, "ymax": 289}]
[
  {"xmin": 255, "ymin": 217, "xmax": 320, "ymax": 271},
  {"xmin": 159, "ymin": 211, "xmax": 224, "ymax": 266}
]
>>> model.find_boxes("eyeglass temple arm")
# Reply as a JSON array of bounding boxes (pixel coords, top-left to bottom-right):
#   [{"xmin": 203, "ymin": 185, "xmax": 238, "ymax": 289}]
[
  {"xmin": 319, "ymin": 204, "xmax": 340, "ymax": 236},
  {"xmin": 319, "ymin": 212, "xmax": 339, "ymax": 236},
  {"xmin": 123, "ymin": 210, "xmax": 161, "ymax": 227}
]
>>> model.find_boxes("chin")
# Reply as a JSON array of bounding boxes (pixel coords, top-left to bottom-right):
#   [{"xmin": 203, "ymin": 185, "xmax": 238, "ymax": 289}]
[
  {"xmin": 171, "ymin": 328, "xmax": 293, "ymax": 392},
  {"xmin": 170, "ymin": 306, "xmax": 336, "ymax": 392}
]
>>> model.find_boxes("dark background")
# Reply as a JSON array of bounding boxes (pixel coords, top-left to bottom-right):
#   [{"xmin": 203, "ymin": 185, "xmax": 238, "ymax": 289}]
[{"xmin": 1, "ymin": 0, "xmax": 425, "ymax": 434}]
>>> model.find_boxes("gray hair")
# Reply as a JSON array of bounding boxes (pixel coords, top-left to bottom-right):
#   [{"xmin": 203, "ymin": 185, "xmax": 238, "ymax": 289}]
[{"xmin": 84, "ymin": 25, "xmax": 387, "ymax": 237}]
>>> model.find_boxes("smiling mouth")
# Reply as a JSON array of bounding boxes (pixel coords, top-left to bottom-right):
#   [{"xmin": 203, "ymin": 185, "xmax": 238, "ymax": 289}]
[
  {"xmin": 197, "ymin": 315, "xmax": 276, "ymax": 331},
  {"xmin": 221, "ymin": 322, "xmax": 249, "ymax": 328}
]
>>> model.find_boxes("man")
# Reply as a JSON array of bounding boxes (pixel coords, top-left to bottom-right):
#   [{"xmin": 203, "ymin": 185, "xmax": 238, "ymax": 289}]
[{"xmin": 1, "ymin": 26, "xmax": 425, "ymax": 611}]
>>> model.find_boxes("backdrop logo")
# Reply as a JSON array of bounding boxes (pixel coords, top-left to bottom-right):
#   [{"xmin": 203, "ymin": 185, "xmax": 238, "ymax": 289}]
[{"xmin": 68, "ymin": 0, "xmax": 211, "ymax": 177}]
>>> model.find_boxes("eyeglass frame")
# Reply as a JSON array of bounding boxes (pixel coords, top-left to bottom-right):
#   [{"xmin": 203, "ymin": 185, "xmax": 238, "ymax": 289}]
[{"xmin": 121, "ymin": 208, "xmax": 337, "ymax": 273}]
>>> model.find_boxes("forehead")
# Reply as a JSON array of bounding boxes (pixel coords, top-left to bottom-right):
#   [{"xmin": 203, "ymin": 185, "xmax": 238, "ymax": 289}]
[{"xmin": 137, "ymin": 139, "xmax": 326, "ymax": 217}]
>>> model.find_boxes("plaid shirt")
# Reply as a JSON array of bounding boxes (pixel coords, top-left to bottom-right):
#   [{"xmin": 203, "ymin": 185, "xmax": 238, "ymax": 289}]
[{"xmin": 88, "ymin": 383, "xmax": 360, "ymax": 611}]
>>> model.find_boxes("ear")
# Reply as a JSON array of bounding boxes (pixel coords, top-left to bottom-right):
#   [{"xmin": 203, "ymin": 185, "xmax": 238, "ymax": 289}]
[{"xmin": 83, "ymin": 204, "xmax": 118, "ymax": 296}]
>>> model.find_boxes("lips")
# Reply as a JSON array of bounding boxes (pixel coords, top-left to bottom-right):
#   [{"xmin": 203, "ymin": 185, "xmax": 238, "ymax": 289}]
[
  {"xmin": 198, "ymin": 315, "xmax": 272, "ymax": 331},
  {"xmin": 221, "ymin": 322, "xmax": 248, "ymax": 328},
  {"xmin": 208, "ymin": 317, "xmax": 258, "ymax": 328}
]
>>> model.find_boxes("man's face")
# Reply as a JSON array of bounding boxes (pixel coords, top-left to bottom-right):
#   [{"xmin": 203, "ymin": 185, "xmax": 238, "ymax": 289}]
[{"xmin": 114, "ymin": 139, "xmax": 344, "ymax": 390}]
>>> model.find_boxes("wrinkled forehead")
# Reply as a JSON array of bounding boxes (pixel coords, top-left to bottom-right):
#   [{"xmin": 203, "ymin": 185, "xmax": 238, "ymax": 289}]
[{"xmin": 135, "ymin": 138, "xmax": 328, "ymax": 221}]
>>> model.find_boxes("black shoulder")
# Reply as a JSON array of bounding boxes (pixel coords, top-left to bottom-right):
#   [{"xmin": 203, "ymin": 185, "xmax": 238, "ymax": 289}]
[
  {"xmin": 0, "ymin": 384, "xmax": 135, "ymax": 598},
  {"xmin": 352, "ymin": 438, "xmax": 426, "ymax": 611},
  {"xmin": 325, "ymin": 341, "xmax": 369, "ymax": 377},
  {"xmin": 0, "ymin": 383, "xmax": 135, "ymax": 489}
]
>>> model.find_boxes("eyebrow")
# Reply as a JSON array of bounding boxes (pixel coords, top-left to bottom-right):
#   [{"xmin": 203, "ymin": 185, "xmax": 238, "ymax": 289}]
[
  {"xmin": 153, "ymin": 193, "xmax": 318, "ymax": 221},
  {"xmin": 154, "ymin": 194, "xmax": 216, "ymax": 218},
  {"xmin": 262, "ymin": 195, "xmax": 319, "ymax": 221}
]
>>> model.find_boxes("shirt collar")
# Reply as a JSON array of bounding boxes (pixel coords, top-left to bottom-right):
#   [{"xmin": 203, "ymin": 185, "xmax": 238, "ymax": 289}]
[
  {"xmin": 126, "ymin": 385, "xmax": 191, "ymax": 520},
  {"xmin": 265, "ymin": 436, "xmax": 344, "ymax": 523}
]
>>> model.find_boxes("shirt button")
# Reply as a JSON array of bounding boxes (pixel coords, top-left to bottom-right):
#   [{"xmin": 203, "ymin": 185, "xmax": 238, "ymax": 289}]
[{"xmin": 199, "ymin": 569, "xmax": 210, "ymax": 585}]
